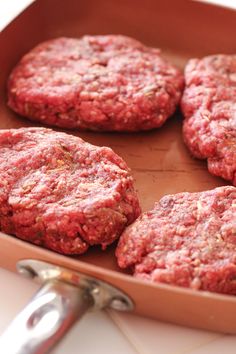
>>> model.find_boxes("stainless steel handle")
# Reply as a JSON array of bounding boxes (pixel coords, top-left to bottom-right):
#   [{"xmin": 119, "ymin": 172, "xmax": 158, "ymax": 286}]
[
  {"xmin": 0, "ymin": 280, "xmax": 93, "ymax": 354},
  {"xmin": 0, "ymin": 260, "xmax": 133, "ymax": 354}
]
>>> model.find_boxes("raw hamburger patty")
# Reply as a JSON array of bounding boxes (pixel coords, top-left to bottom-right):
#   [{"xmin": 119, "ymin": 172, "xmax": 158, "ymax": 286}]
[
  {"xmin": 0, "ymin": 127, "xmax": 140, "ymax": 254},
  {"xmin": 7, "ymin": 35, "xmax": 184, "ymax": 132},
  {"xmin": 181, "ymin": 54, "xmax": 236, "ymax": 185},
  {"xmin": 116, "ymin": 186, "xmax": 236, "ymax": 295}
]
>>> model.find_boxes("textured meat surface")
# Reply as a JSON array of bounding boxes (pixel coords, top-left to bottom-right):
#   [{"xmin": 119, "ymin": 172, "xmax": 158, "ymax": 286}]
[
  {"xmin": 116, "ymin": 186, "xmax": 236, "ymax": 295},
  {"xmin": 0, "ymin": 127, "xmax": 140, "ymax": 254},
  {"xmin": 8, "ymin": 35, "xmax": 184, "ymax": 132},
  {"xmin": 181, "ymin": 55, "xmax": 236, "ymax": 185}
]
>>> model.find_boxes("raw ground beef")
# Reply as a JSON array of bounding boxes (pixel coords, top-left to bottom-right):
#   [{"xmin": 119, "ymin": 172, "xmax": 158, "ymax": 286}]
[
  {"xmin": 0, "ymin": 127, "xmax": 140, "ymax": 254},
  {"xmin": 181, "ymin": 54, "xmax": 236, "ymax": 185},
  {"xmin": 116, "ymin": 186, "xmax": 236, "ymax": 295},
  {"xmin": 7, "ymin": 35, "xmax": 184, "ymax": 132}
]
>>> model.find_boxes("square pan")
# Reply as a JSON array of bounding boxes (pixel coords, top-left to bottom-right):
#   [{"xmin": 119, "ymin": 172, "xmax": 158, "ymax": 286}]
[{"xmin": 0, "ymin": 0, "xmax": 236, "ymax": 333}]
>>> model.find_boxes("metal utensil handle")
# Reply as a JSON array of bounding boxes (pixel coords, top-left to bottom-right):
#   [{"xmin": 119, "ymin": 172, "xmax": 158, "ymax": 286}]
[
  {"xmin": 0, "ymin": 280, "xmax": 93, "ymax": 354},
  {"xmin": 0, "ymin": 260, "xmax": 133, "ymax": 354}
]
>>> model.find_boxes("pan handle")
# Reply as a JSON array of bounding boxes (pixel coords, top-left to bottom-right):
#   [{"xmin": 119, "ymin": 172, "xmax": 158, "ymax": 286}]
[
  {"xmin": 0, "ymin": 280, "xmax": 93, "ymax": 354},
  {"xmin": 0, "ymin": 259, "xmax": 133, "ymax": 354}
]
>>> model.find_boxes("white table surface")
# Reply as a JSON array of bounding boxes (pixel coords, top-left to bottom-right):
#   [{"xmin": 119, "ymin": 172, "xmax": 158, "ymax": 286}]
[{"xmin": 0, "ymin": 1, "xmax": 236, "ymax": 353}]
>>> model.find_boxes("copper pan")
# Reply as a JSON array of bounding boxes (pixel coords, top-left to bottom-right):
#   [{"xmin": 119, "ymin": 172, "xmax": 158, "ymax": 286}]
[{"xmin": 0, "ymin": 1, "xmax": 236, "ymax": 352}]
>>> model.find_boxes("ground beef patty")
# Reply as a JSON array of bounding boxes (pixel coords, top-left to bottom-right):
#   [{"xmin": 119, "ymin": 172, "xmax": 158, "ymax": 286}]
[
  {"xmin": 181, "ymin": 55, "xmax": 236, "ymax": 185},
  {"xmin": 116, "ymin": 186, "xmax": 236, "ymax": 295},
  {"xmin": 0, "ymin": 127, "xmax": 140, "ymax": 254},
  {"xmin": 7, "ymin": 35, "xmax": 184, "ymax": 132}
]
